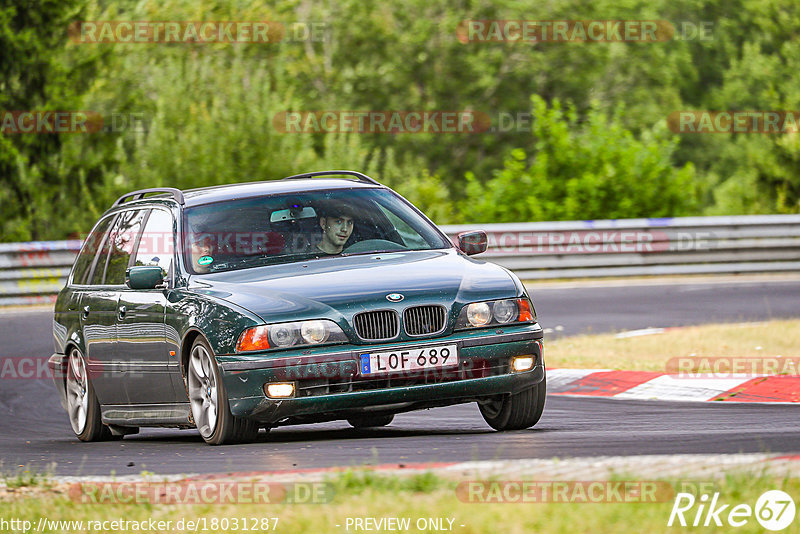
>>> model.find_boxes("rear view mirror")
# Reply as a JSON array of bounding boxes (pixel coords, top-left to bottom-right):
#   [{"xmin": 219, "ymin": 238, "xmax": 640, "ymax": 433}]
[
  {"xmin": 126, "ymin": 266, "xmax": 165, "ymax": 290},
  {"xmin": 457, "ymin": 231, "xmax": 488, "ymax": 255},
  {"xmin": 270, "ymin": 207, "xmax": 316, "ymax": 222}
]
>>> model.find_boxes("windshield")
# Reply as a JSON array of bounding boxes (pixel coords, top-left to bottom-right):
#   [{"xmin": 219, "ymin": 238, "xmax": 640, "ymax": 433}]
[{"xmin": 182, "ymin": 188, "xmax": 452, "ymax": 274}]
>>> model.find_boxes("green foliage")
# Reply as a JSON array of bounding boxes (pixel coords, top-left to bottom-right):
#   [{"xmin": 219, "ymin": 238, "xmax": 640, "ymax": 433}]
[
  {"xmin": 461, "ymin": 96, "xmax": 697, "ymax": 222},
  {"xmin": 3, "ymin": 0, "xmax": 800, "ymax": 241},
  {"xmin": 0, "ymin": 0, "xmax": 110, "ymax": 241}
]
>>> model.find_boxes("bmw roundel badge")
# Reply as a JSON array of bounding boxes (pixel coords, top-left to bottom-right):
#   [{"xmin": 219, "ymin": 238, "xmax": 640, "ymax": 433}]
[{"xmin": 386, "ymin": 293, "xmax": 404, "ymax": 302}]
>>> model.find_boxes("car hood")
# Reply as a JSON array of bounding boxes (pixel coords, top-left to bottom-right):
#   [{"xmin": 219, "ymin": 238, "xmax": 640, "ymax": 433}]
[{"xmin": 189, "ymin": 249, "xmax": 520, "ymax": 323}]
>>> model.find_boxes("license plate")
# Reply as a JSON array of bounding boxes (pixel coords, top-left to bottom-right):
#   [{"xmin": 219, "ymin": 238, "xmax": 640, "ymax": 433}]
[{"xmin": 359, "ymin": 344, "xmax": 458, "ymax": 376}]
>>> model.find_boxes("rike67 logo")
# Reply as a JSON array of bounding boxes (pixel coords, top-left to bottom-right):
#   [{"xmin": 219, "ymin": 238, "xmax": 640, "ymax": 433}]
[{"xmin": 669, "ymin": 490, "xmax": 796, "ymax": 531}]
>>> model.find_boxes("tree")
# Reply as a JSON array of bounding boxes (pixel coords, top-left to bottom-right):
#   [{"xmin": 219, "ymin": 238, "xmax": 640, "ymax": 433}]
[
  {"xmin": 0, "ymin": 0, "xmax": 113, "ymax": 240},
  {"xmin": 460, "ymin": 96, "xmax": 697, "ymax": 222}
]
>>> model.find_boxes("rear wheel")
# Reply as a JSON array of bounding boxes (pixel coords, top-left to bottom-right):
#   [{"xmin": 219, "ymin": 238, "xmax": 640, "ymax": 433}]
[
  {"xmin": 347, "ymin": 414, "xmax": 394, "ymax": 428},
  {"xmin": 478, "ymin": 376, "xmax": 546, "ymax": 431},
  {"xmin": 188, "ymin": 337, "xmax": 259, "ymax": 445},
  {"xmin": 66, "ymin": 347, "xmax": 114, "ymax": 441}
]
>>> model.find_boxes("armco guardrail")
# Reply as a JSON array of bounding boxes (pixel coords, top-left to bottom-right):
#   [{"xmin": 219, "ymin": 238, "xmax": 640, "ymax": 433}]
[
  {"xmin": 1, "ymin": 215, "xmax": 799, "ymax": 306},
  {"xmin": 442, "ymin": 214, "xmax": 800, "ymax": 279},
  {"xmin": 0, "ymin": 240, "xmax": 82, "ymax": 307}
]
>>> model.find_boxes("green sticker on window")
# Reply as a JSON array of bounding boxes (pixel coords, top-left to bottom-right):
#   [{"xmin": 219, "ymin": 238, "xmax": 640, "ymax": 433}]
[{"xmin": 198, "ymin": 256, "xmax": 213, "ymax": 266}]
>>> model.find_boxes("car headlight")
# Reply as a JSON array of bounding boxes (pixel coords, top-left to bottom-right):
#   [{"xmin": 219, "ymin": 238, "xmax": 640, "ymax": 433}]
[
  {"xmin": 492, "ymin": 299, "xmax": 517, "ymax": 323},
  {"xmin": 455, "ymin": 298, "xmax": 535, "ymax": 330},
  {"xmin": 466, "ymin": 302, "xmax": 492, "ymax": 326},
  {"xmin": 301, "ymin": 320, "xmax": 330, "ymax": 344},
  {"xmin": 269, "ymin": 323, "xmax": 298, "ymax": 347},
  {"xmin": 236, "ymin": 320, "xmax": 347, "ymax": 352}
]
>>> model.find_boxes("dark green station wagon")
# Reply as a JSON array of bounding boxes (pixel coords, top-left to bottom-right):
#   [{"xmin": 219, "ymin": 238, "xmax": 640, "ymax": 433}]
[{"xmin": 49, "ymin": 171, "xmax": 545, "ymax": 445}]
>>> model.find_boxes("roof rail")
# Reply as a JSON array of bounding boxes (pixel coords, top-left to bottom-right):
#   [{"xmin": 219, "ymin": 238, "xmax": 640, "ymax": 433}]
[
  {"xmin": 281, "ymin": 170, "xmax": 382, "ymax": 186},
  {"xmin": 113, "ymin": 187, "xmax": 185, "ymax": 207}
]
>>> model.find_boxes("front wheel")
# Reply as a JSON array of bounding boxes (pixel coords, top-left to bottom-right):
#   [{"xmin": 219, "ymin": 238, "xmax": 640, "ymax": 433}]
[
  {"xmin": 478, "ymin": 376, "xmax": 546, "ymax": 431},
  {"xmin": 187, "ymin": 337, "xmax": 259, "ymax": 445}
]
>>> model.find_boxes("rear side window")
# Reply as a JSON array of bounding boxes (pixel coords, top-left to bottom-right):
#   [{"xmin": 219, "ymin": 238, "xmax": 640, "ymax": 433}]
[
  {"xmin": 86, "ymin": 209, "xmax": 148, "ymax": 286},
  {"xmin": 71, "ymin": 215, "xmax": 115, "ymax": 285},
  {"xmin": 133, "ymin": 209, "xmax": 175, "ymax": 279},
  {"xmin": 102, "ymin": 209, "xmax": 149, "ymax": 285}
]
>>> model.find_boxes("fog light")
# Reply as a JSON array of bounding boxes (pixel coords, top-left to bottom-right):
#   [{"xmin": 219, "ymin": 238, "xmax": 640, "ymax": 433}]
[
  {"xmin": 265, "ymin": 383, "xmax": 295, "ymax": 398},
  {"xmin": 511, "ymin": 356, "xmax": 534, "ymax": 372}
]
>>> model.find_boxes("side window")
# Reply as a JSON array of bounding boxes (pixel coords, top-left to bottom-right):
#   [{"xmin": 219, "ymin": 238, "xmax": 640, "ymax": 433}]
[
  {"xmin": 93, "ymin": 209, "xmax": 148, "ymax": 286},
  {"xmin": 133, "ymin": 209, "xmax": 175, "ymax": 279},
  {"xmin": 71, "ymin": 215, "xmax": 115, "ymax": 285}
]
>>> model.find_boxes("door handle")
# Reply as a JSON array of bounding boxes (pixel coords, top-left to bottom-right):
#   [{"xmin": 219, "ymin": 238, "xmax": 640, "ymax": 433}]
[
  {"xmin": 82, "ymin": 305, "xmax": 90, "ymax": 318},
  {"xmin": 118, "ymin": 305, "xmax": 127, "ymax": 319}
]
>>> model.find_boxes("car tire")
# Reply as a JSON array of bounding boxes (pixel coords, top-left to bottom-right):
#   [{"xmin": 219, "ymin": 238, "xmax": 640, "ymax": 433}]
[
  {"xmin": 347, "ymin": 414, "xmax": 394, "ymax": 428},
  {"xmin": 188, "ymin": 337, "xmax": 259, "ymax": 445},
  {"xmin": 478, "ymin": 375, "xmax": 546, "ymax": 431},
  {"xmin": 66, "ymin": 347, "xmax": 115, "ymax": 442}
]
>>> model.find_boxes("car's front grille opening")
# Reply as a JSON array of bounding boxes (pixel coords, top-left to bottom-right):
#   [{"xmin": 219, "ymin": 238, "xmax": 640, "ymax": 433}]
[
  {"xmin": 354, "ymin": 310, "xmax": 399, "ymax": 341},
  {"xmin": 294, "ymin": 358, "xmax": 509, "ymax": 397},
  {"xmin": 404, "ymin": 305, "xmax": 446, "ymax": 336}
]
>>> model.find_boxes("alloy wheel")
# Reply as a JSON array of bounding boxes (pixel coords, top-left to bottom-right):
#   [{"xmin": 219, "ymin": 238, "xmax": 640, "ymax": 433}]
[
  {"xmin": 188, "ymin": 344, "xmax": 218, "ymax": 438},
  {"xmin": 66, "ymin": 348, "xmax": 89, "ymax": 435}
]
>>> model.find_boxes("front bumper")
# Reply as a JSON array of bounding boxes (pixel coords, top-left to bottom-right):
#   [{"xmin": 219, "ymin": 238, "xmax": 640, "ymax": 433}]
[{"xmin": 217, "ymin": 324, "xmax": 544, "ymax": 424}]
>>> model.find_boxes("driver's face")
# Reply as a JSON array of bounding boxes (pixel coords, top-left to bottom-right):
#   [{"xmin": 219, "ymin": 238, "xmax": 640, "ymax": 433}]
[
  {"xmin": 190, "ymin": 237, "xmax": 214, "ymax": 272},
  {"xmin": 321, "ymin": 215, "xmax": 354, "ymax": 246}
]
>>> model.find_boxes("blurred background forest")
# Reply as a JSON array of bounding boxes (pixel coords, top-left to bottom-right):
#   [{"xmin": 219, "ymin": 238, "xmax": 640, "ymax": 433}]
[{"xmin": 2, "ymin": 0, "xmax": 800, "ymax": 241}]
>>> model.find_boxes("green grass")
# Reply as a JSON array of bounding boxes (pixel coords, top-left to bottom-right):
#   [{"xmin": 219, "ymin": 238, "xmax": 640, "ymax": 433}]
[
  {"xmin": 332, "ymin": 469, "xmax": 449, "ymax": 495},
  {"xmin": 546, "ymin": 319, "xmax": 800, "ymax": 371},
  {"xmin": 1, "ymin": 465, "xmax": 52, "ymax": 490},
  {"xmin": 2, "ymin": 470, "xmax": 799, "ymax": 533}
]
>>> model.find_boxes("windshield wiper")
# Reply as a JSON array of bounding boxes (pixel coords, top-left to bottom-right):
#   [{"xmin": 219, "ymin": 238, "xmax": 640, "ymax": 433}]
[
  {"xmin": 215, "ymin": 252, "xmax": 320, "ymax": 270},
  {"xmin": 340, "ymin": 248, "xmax": 409, "ymax": 257}
]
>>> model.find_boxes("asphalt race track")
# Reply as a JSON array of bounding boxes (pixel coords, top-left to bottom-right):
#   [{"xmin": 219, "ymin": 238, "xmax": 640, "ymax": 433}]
[
  {"xmin": 1, "ymin": 278, "xmax": 799, "ymax": 476},
  {"xmin": 530, "ymin": 277, "xmax": 800, "ymax": 338}
]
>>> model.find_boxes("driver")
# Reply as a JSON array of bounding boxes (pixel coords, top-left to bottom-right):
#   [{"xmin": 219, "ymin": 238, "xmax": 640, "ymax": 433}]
[
  {"xmin": 189, "ymin": 233, "xmax": 215, "ymax": 273},
  {"xmin": 316, "ymin": 203, "xmax": 356, "ymax": 255}
]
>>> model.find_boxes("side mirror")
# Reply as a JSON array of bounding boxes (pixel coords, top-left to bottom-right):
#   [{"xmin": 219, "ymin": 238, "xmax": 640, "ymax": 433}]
[
  {"xmin": 457, "ymin": 230, "xmax": 488, "ymax": 255},
  {"xmin": 126, "ymin": 266, "xmax": 165, "ymax": 290}
]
